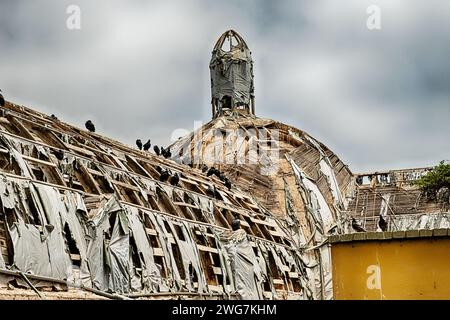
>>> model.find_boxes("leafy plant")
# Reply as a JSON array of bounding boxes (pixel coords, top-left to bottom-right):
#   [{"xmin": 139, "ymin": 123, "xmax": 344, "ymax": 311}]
[{"xmin": 415, "ymin": 161, "xmax": 450, "ymax": 198}]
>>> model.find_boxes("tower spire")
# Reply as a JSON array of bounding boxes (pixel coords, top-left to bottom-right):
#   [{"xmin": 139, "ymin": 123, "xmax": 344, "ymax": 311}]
[{"xmin": 209, "ymin": 30, "xmax": 255, "ymax": 119}]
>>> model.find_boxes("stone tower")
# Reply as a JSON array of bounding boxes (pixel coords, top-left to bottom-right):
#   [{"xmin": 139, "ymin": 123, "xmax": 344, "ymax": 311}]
[{"xmin": 210, "ymin": 30, "xmax": 255, "ymax": 119}]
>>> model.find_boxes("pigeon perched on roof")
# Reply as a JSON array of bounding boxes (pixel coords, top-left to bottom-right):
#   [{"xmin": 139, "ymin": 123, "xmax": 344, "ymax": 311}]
[
  {"xmin": 378, "ymin": 215, "xmax": 388, "ymax": 231},
  {"xmin": 143, "ymin": 139, "xmax": 151, "ymax": 151},
  {"xmin": 351, "ymin": 218, "xmax": 365, "ymax": 233},
  {"xmin": 153, "ymin": 145, "xmax": 160, "ymax": 156},
  {"xmin": 162, "ymin": 147, "xmax": 171, "ymax": 159},
  {"xmin": 169, "ymin": 173, "xmax": 180, "ymax": 186},
  {"xmin": 85, "ymin": 120, "xmax": 95, "ymax": 133},
  {"xmin": 207, "ymin": 167, "xmax": 216, "ymax": 177},
  {"xmin": 136, "ymin": 139, "xmax": 143, "ymax": 150},
  {"xmin": 159, "ymin": 169, "xmax": 170, "ymax": 182}
]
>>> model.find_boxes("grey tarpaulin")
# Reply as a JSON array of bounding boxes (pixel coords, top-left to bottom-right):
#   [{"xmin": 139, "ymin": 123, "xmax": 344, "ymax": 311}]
[
  {"xmin": 147, "ymin": 212, "xmax": 182, "ymax": 290},
  {"xmin": 210, "ymin": 31, "xmax": 254, "ymax": 106},
  {"xmin": 172, "ymin": 220, "xmax": 208, "ymax": 293},
  {"xmin": 220, "ymin": 229, "xmax": 263, "ymax": 300},
  {"xmin": 126, "ymin": 206, "xmax": 163, "ymax": 292},
  {"xmin": 33, "ymin": 183, "xmax": 73, "ymax": 280},
  {"xmin": 60, "ymin": 191, "xmax": 92, "ymax": 287},
  {"xmin": 287, "ymin": 156, "xmax": 334, "ymax": 300},
  {"xmin": 8, "ymin": 183, "xmax": 72, "ymax": 286},
  {"xmin": 86, "ymin": 196, "xmax": 122, "ymax": 291},
  {"xmin": 108, "ymin": 209, "xmax": 130, "ymax": 293},
  {"xmin": 0, "ymin": 134, "xmax": 32, "ymax": 178}
]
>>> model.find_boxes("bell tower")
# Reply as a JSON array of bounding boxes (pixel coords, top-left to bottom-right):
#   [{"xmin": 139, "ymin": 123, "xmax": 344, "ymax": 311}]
[{"xmin": 210, "ymin": 30, "xmax": 255, "ymax": 119}]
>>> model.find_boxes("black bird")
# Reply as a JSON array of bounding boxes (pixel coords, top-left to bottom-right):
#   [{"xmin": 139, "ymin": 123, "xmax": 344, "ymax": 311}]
[
  {"xmin": 231, "ymin": 217, "xmax": 241, "ymax": 231},
  {"xmin": 201, "ymin": 164, "xmax": 208, "ymax": 173},
  {"xmin": 85, "ymin": 120, "xmax": 95, "ymax": 133},
  {"xmin": 351, "ymin": 218, "xmax": 366, "ymax": 233},
  {"xmin": 0, "ymin": 90, "xmax": 4, "ymax": 107},
  {"xmin": 155, "ymin": 165, "xmax": 163, "ymax": 174},
  {"xmin": 136, "ymin": 139, "xmax": 143, "ymax": 150},
  {"xmin": 169, "ymin": 173, "xmax": 180, "ymax": 186},
  {"xmin": 159, "ymin": 169, "xmax": 170, "ymax": 182},
  {"xmin": 224, "ymin": 178, "xmax": 231, "ymax": 190},
  {"xmin": 219, "ymin": 172, "xmax": 226, "ymax": 182},
  {"xmin": 50, "ymin": 114, "xmax": 58, "ymax": 121},
  {"xmin": 207, "ymin": 167, "xmax": 216, "ymax": 177},
  {"xmin": 378, "ymin": 215, "xmax": 388, "ymax": 231},
  {"xmin": 162, "ymin": 147, "xmax": 171, "ymax": 159},
  {"xmin": 153, "ymin": 145, "xmax": 160, "ymax": 156},
  {"xmin": 143, "ymin": 139, "xmax": 151, "ymax": 151}
]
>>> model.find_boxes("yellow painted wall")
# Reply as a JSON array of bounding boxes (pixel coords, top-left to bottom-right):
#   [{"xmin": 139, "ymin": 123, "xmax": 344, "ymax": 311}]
[{"xmin": 331, "ymin": 238, "xmax": 450, "ymax": 299}]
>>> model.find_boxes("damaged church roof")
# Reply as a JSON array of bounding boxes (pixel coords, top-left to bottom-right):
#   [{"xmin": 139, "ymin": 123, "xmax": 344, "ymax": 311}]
[{"xmin": 0, "ymin": 99, "xmax": 313, "ymax": 300}]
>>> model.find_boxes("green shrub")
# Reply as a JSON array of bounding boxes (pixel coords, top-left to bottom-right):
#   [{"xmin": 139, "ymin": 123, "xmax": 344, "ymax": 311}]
[{"xmin": 415, "ymin": 161, "xmax": 450, "ymax": 198}]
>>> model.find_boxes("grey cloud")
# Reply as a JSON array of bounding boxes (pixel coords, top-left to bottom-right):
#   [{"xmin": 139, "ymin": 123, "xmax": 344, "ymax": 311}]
[{"xmin": 0, "ymin": 0, "xmax": 448, "ymax": 172}]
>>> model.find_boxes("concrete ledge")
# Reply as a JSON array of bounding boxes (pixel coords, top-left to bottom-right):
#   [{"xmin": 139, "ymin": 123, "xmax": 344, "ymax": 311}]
[
  {"xmin": 353, "ymin": 233, "xmax": 367, "ymax": 241},
  {"xmin": 433, "ymin": 229, "xmax": 448, "ymax": 237},
  {"xmin": 419, "ymin": 230, "xmax": 433, "ymax": 237},
  {"xmin": 406, "ymin": 230, "xmax": 420, "ymax": 238},
  {"xmin": 393, "ymin": 231, "xmax": 406, "ymax": 239}
]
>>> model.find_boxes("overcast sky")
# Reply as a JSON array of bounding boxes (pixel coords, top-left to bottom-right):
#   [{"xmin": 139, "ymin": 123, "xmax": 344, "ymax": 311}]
[{"xmin": 0, "ymin": 0, "xmax": 449, "ymax": 172}]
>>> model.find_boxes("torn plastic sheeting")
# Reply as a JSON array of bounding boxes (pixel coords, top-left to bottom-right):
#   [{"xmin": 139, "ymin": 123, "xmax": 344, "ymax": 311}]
[
  {"xmin": 0, "ymin": 176, "xmax": 17, "ymax": 209},
  {"xmin": 174, "ymin": 220, "xmax": 208, "ymax": 293},
  {"xmin": 147, "ymin": 212, "xmax": 182, "ymax": 290},
  {"xmin": 255, "ymin": 242, "xmax": 278, "ymax": 299},
  {"xmin": 288, "ymin": 158, "xmax": 334, "ymax": 300},
  {"xmin": 0, "ymin": 135, "xmax": 32, "ymax": 178},
  {"xmin": 127, "ymin": 175, "xmax": 149, "ymax": 202},
  {"xmin": 253, "ymin": 241, "xmax": 268, "ymax": 283},
  {"xmin": 379, "ymin": 193, "xmax": 391, "ymax": 218},
  {"xmin": 126, "ymin": 206, "xmax": 163, "ymax": 292},
  {"xmin": 318, "ymin": 246, "xmax": 333, "ymax": 300},
  {"xmin": 10, "ymin": 220, "xmax": 53, "ymax": 280},
  {"xmin": 289, "ymin": 159, "xmax": 335, "ymax": 235},
  {"xmin": 86, "ymin": 196, "xmax": 122, "ymax": 291},
  {"xmin": 319, "ymin": 159, "xmax": 344, "ymax": 207},
  {"xmin": 7, "ymin": 183, "xmax": 72, "ymax": 284},
  {"xmin": 141, "ymin": 179, "xmax": 157, "ymax": 195},
  {"xmin": 220, "ymin": 229, "xmax": 263, "ymax": 300},
  {"xmin": 187, "ymin": 192, "xmax": 210, "ymax": 218},
  {"xmin": 283, "ymin": 178, "xmax": 307, "ymax": 245},
  {"xmin": 32, "ymin": 183, "xmax": 73, "ymax": 281},
  {"xmin": 267, "ymin": 245, "xmax": 290, "ymax": 289},
  {"xmin": 213, "ymin": 231, "xmax": 235, "ymax": 297},
  {"xmin": 108, "ymin": 211, "xmax": 130, "ymax": 294},
  {"xmin": 197, "ymin": 194, "xmax": 214, "ymax": 221},
  {"xmin": 217, "ymin": 189, "xmax": 232, "ymax": 205},
  {"xmin": 61, "ymin": 191, "xmax": 92, "ymax": 287},
  {"xmin": 59, "ymin": 154, "xmax": 76, "ymax": 177}
]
